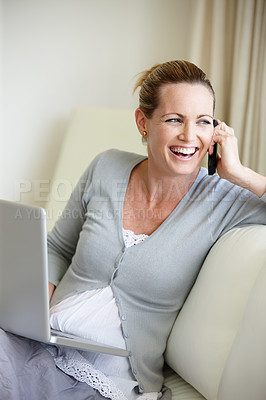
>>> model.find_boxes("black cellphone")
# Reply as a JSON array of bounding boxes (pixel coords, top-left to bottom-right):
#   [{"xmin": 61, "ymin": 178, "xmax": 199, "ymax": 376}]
[{"xmin": 208, "ymin": 119, "xmax": 218, "ymax": 175}]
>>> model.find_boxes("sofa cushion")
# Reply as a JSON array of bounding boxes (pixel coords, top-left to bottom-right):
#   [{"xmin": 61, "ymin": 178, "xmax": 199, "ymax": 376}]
[
  {"xmin": 165, "ymin": 225, "xmax": 266, "ymax": 400},
  {"xmin": 164, "ymin": 365, "xmax": 205, "ymax": 399}
]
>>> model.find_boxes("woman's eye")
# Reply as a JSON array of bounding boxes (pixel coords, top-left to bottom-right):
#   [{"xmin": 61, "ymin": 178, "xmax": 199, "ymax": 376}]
[
  {"xmin": 165, "ymin": 118, "xmax": 182, "ymax": 123},
  {"xmin": 199, "ymin": 120, "xmax": 211, "ymax": 125}
]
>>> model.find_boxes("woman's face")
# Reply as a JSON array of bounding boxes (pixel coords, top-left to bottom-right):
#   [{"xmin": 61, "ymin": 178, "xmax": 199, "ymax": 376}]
[{"xmin": 138, "ymin": 82, "xmax": 214, "ymax": 179}]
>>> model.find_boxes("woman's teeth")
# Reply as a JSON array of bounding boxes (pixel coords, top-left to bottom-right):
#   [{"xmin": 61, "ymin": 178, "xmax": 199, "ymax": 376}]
[{"xmin": 170, "ymin": 146, "xmax": 197, "ymax": 156}]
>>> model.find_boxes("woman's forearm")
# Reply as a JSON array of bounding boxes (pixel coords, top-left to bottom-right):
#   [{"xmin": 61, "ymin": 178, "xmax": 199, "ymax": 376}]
[
  {"xmin": 240, "ymin": 167, "xmax": 266, "ymax": 197},
  {"xmin": 228, "ymin": 166, "xmax": 266, "ymax": 198}
]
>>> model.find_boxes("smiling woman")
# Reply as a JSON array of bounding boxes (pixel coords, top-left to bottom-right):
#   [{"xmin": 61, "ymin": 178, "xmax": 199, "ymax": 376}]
[
  {"xmin": 48, "ymin": 60, "xmax": 265, "ymax": 399},
  {"xmin": 133, "ymin": 61, "xmax": 216, "ymax": 192},
  {"xmin": 133, "ymin": 82, "xmax": 215, "ymax": 214}
]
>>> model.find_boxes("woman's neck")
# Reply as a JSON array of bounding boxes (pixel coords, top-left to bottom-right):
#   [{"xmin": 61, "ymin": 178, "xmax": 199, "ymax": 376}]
[
  {"xmin": 123, "ymin": 160, "xmax": 200, "ymax": 235},
  {"xmin": 135, "ymin": 159, "xmax": 200, "ymax": 205}
]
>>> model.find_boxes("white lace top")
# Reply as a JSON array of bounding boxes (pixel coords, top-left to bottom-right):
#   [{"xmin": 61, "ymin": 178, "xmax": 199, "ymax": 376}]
[{"xmin": 49, "ymin": 229, "xmax": 160, "ymax": 400}]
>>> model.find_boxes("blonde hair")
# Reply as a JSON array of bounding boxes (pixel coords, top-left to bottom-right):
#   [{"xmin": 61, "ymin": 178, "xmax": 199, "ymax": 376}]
[{"xmin": 134, "ymin": 60, "xmax": 215, "ymax": 118}]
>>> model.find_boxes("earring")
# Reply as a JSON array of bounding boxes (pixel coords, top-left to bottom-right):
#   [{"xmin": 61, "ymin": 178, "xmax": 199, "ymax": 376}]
[{"xmin": 142, "ymin": 131, "xmax": 147, "ymax": 137}]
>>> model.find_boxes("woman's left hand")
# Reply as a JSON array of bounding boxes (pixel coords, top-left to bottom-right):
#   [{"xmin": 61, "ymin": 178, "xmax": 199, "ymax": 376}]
[{"xmin": 211, "ymin": 120, "xmax": 266, "ymax": 197}]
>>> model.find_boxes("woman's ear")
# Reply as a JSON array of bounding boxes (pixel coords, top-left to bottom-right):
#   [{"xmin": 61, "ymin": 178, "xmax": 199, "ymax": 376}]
[{"xmin": 135, "ymin": 108, "xmax": 147, "ymax": 135}]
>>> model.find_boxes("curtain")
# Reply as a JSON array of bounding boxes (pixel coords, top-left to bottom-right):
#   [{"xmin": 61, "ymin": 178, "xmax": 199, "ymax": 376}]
[{"xmin": 188, "ymin": 0, "xmax": 266, "ymax": 175}]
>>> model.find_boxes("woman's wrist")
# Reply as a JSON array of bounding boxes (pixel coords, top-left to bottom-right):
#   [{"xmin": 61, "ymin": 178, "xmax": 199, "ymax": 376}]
[{"xmin": 49, "ymin": 282, "xmax": 55, "ymax": 301}]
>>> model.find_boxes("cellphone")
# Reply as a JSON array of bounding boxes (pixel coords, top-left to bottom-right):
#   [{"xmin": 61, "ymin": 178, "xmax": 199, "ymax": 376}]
[{"xmin": 208, "ymin": 119, "xmax": 218, "ymax": 175}]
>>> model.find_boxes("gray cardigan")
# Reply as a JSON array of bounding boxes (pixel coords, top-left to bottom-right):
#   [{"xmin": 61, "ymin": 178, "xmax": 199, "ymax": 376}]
[{"xmin": 48, "ymin": 149, "xmax": 266, "ymax": 393}]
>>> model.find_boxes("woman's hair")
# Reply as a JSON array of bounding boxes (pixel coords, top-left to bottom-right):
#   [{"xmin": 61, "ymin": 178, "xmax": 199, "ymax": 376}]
[{"xmin": 134, "ymin": 60, "xmax": 215, "ymax": 118}]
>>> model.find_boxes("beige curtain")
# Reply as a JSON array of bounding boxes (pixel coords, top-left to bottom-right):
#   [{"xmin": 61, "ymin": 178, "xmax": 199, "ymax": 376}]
[{"xmin": 188, "ymin": 0, "xmax": 266, "ymax": 175}]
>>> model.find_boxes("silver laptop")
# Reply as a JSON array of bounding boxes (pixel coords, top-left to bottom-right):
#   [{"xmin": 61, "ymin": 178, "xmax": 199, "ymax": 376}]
[{"xmin": 0, "ymin": 199, "xmax": 129, "ymax": 357}]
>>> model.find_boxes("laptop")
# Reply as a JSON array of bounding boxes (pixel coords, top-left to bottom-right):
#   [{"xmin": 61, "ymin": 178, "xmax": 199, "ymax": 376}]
[{"xmin": 0, "ymin": 199, "xmax": 129, "ymax": 357}]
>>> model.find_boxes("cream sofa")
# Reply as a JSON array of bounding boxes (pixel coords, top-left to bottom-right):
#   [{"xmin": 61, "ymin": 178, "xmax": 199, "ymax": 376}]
[{"xmin": 46, "ymin": 107, "xmax": 266, "ymax": 400}]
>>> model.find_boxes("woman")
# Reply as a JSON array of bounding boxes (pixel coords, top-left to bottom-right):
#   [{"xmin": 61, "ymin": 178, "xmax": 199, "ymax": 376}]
[{"xmin": 1, "ymin": 60, "xmax": 266, "ymax": 400}]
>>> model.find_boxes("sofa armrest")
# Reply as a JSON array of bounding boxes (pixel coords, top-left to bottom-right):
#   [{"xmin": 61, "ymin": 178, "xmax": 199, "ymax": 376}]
[{"xmin": 165, "ymin": 225, "xmax": 266, "ymax": 400}]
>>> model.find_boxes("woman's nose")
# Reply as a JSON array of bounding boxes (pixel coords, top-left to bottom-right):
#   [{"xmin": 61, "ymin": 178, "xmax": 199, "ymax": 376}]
[{"xmin": 178, "ymin": 123, "xmax": 196, "ymax": 142}]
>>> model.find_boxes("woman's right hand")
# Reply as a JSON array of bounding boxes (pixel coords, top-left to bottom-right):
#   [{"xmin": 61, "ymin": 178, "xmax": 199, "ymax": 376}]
[{"xmin": 49, "ymin": 282, "xmax": 55, "ymax": 301}]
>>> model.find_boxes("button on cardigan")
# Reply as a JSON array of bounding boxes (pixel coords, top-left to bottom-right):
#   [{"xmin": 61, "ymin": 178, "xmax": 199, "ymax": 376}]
[{"xmin": 48, "ymin": 149, "xmax": 266, "ymax": 393}]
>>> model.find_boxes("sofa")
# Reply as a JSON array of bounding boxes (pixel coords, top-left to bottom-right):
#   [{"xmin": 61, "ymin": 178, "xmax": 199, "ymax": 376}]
[{"xmin": 45, "ymin": 107, "xmax": 266, "ymax": 400}]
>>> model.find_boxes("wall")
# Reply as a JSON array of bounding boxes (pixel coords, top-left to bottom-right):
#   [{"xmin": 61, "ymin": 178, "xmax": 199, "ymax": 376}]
[{"xmin": 2, "ymin": 0, "xmax": 194, "ymax": 206}]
